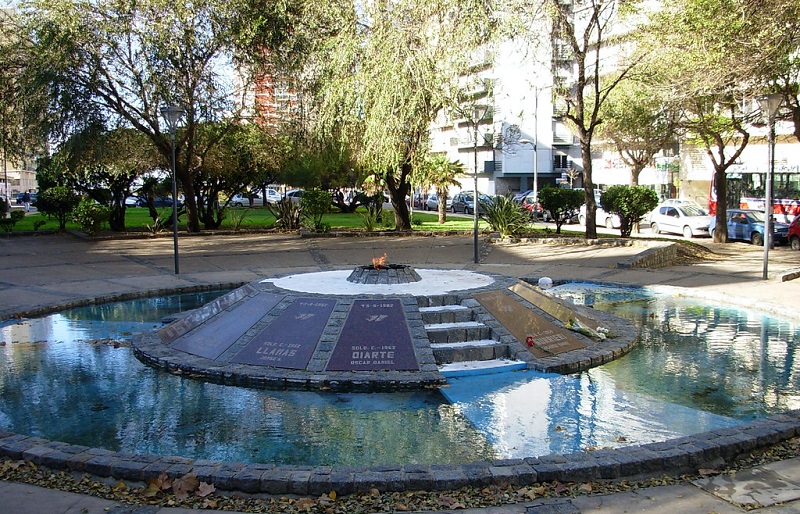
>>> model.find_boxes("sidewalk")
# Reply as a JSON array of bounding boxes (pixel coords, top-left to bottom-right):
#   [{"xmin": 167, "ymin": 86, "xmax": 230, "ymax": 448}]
[{"xmin": 1, "ymin": 231, "xmax": 800, "ymax": 513}]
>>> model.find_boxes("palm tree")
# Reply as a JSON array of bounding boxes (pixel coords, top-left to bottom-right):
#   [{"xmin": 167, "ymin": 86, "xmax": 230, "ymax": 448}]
[{"xmin": 415, "ymin": 155, "xmax": 463, "ymax": 224}]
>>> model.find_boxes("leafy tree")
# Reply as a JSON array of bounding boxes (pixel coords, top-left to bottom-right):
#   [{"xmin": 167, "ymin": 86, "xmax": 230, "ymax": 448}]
[
  {"xmin": 596, "ymin": 78, "xmax": 678, "ymax": 186},
  {"xmin": 48, "ymin": 124, "xmax": 160, "ymax": 231},
  {"xmin": 538, "ymin": 186, "xmax": 584, "ymax": 234},
  {"xmin": 414, "ymin": 155, "xmax": 463, "ymax": 224},
  {"xmin": 285, "ymin": 0, "xmax": 496, "ymax": 231},
  {"xmin": 644, "ymin": 0, "xmax": 768, "ymax": 242},
  {"xmin": 14, "ymin": 0, "xmax": 292, "ymax": 233},
  {"xmin": 525, "ymin": 0, "xmax": 646, "ymax": 239},
  {"xmin": 600, "ymin": 185, "xmax": 658, "ymax": 238},
  {"xmin": 37, "ymin": 185, "xmax": 81, "ymax": 230}
]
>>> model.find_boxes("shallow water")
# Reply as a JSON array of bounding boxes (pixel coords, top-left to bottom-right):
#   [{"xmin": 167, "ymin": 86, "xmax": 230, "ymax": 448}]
[{"xmin": 0, "ymin": 285, "xmax": 798, "ymax": 465}]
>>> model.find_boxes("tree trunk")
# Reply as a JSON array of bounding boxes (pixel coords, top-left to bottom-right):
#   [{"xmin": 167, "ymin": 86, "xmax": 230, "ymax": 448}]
[
  {"xmin": 580, "ymin": 139, "xmax": 598, "ymax": 239},
  {"xmin": 712, "ymin": 166, "xmax": 728, "ymax": 242},
  {"xmin": 436, "ymin": 187, "xmax": 448, "ymax": 224}
]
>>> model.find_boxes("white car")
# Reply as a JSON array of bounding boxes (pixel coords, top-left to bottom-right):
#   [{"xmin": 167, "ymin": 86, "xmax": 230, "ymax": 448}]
[
  {"xmin": 578, "ymin": 203, "xmax": 621, "ymax": 229},
  {"xmin": 232, "ymin": 189, "xmax": 281, "ymax": 207},
  {"xmin": 232, "ymin": 193, "xmax": 264, "ymax": 207},
  {"xmin": 424, "ymin": 193, "xmax": 452, "ymax": 211},
  {"xmin": 649, "ymin": 203, "xmax": 712, "ymax": 238},
  {"xmin": 284, "ymin": 189, "xmax": 304, "ymax": 204}
]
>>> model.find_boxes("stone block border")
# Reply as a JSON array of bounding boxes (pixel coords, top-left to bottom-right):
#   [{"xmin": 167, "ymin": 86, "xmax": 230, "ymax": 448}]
[{"xmin": 2, "ymin": 411, "xmax": 800, "ymax": 495}]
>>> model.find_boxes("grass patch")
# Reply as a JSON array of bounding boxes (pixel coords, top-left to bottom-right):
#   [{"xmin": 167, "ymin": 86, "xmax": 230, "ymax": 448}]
[{"xmin": 9, "ymin": 206, "xmax": 602, "ymax": 237}]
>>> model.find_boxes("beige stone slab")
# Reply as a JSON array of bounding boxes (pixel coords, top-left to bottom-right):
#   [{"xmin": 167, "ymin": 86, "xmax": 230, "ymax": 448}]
[
  {"xmin": 694, "ymin": 458, "xmax": 800, "ymax": 508},
  {"xmin": 570, "ymin": 483, "xmax": 743, "ymax": 513},
  {"xmin": 509, "ymin": 280, "xmax": 601, "ymax": 331},
  {"xmin": 474, "ymin": 290, "xmax": 586, "ymax": 358}
]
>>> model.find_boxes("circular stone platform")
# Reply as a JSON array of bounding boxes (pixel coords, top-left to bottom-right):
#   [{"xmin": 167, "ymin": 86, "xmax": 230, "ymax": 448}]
[{"xmin": 132, "ymin": 267, "xmax": 640, "ymax": 391}]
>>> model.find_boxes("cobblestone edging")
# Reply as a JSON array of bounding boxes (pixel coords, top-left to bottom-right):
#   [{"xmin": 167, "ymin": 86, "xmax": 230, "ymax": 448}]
[{"xmin": 2, "ymin": 411, "xmax": 800, "ymax": 495}]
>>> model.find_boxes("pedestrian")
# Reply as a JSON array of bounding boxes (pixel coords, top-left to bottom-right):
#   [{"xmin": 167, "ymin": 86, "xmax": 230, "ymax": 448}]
[{"xmin": 22, "ymin": 191, "xmax": 31, "ymax": 213}]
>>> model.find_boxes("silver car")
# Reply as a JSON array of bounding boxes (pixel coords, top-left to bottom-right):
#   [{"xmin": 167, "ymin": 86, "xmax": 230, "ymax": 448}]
[
  {"xmin": 424, "ymin": 193, "xmax": 452, "ymax": 211},
  {"xmin": 649, "ymin": 204, "xmax": 712, "ymax": 238}
]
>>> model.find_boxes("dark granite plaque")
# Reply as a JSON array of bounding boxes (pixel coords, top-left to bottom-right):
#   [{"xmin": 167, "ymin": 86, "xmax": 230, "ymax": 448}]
[
  {"xmin": 326, "ymin": 299, "xmax": 419, "ymax": 371},
  {"xmin": 158, "ymin": 285, "xmax": 257, "ymax": 343},
  {"xmin": 474, "ymin": 290, "xmax": 586, "ymax": 358},
  {"xmin": 231, "ymin": 297, "xmax": 336, "ymax": 369},
  {"xmin": 170, "ymin": 293, "xmax": 283, "ymax": 360},
  {"xmin": 509, "ymin": 281, "xmax": 600, "ymax": 331}
]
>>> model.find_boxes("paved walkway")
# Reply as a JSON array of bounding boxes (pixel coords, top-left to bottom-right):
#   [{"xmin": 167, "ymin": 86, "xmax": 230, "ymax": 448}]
[{"xmin": 1, "ymin": 231, "xmax": 800, "ymax": 513}]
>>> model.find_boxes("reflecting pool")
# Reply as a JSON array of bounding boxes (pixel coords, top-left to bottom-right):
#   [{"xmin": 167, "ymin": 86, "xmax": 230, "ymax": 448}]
[{"xmin": 0, "ymin": 284, "xmax": 798, "ymax": 466}]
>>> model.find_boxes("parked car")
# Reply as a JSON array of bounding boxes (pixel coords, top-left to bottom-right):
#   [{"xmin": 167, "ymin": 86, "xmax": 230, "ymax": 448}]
[
  {"xmin": 284, "ymin": 189, "xmax": 304, "ymax": 204},
  {"xmin": 649, "ymin": 203, "xmax": 712, "ymax": 238},
  {"xmin": 424, "ymin": 193, "xmax": 452, "ymax": 211},
  {"xmin": 15, "ymin": 192, "xmax": 37, "ymax": 205},
  {"xmin": 142, "ymin": 196, "xmax": 181, "ymax": 208},
  {"xmin": 520, "ymin": 192, "xmax": 548, "ymax": 220},
  {"xmin": 451, "ymin": 192, "xmax": 492, "ymax": 214},
  {"xmin": 709, "ymin": 209, "xmax": 789, "ymax": 246},
  {"xmin": 578, "ymin": 202, "xmax": 621, "ymax": 229},
  {"xmin": 124, "ymin": 196, "xmax": 143, "ymax": 207},
  {"xmin": 790, "ymin": 216, "xmax": 800, "ymax": 250},
  {"xmin": 512, "ymin": 189, "xmax": 533, "ymax": 203}
]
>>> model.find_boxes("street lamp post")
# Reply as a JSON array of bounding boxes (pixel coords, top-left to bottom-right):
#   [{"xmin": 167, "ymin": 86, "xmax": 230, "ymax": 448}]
[
  {"xmin": 519, "ymin": 138, "xmax": 538, "ymax": 219},
  {"xmin": 471, "ymin": 105, "xmax": 489, "ymax": 264},
  {"xmin": 757, "ymin": 94, "xmax": 782, "ymax": 281},
  {"xmin": 160, "ymin": 105, "xmax": 185, "ymax": 275}
]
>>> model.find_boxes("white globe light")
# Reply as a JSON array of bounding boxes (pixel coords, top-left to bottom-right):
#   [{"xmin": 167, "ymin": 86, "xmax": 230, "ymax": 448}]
[{"xmin": 538, "ymin": 277, "xmax": 553, "ymax": 289}]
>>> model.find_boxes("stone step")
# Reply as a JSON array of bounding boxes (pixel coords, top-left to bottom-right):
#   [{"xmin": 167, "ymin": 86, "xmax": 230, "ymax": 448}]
[
  {"xmin": 439, "ymin": 359, "xmax": 528, "ymax": 378},
  {"xmin": 425, "ymin": 321, "xmax": 493, "ymax": 344},
  {"xmin": 418, "ymin": 305, "xmax": 473, "ymax": 324},
  {"xmin": 430, "ymin": 338, "xmax": 512, "ymax": 364}
]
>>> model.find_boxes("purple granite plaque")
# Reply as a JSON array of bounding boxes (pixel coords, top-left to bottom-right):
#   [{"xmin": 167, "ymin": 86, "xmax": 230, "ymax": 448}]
[
  {"xmin": 231, "ymin": 297, "xmax": 336, "ymax": 368},
  {"xmin": 171, "ymin": 293, "xmax": 283, "ymax": 360},
  {"xmin": 326, "ymin": 299, "xmax": 419, "ymax": 371}
]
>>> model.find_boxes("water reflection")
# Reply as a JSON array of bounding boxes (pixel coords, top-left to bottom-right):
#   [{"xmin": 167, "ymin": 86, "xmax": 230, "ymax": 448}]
[{"xmin": 1, "ymin": 285, "xmax": 798, "ymax": 465}]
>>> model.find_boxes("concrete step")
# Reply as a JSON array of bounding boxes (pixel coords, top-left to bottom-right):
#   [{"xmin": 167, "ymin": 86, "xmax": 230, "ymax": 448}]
[
  {"xmin": 425, "ymin": 321, "xmax": 493, "ymax": 344},
  {"xmin": 418, "ymin": 305, "xmax": 473, "ymax": 324},
  {"xmin": 430, "ymin": 338, "xmax": 512, "ymax": 363},
  {"xmin": 439, "ymin": 359, "xmax": 528, "ymax": 377}
]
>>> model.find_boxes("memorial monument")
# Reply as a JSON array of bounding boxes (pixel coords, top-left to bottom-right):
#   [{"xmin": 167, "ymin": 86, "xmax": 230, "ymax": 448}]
[{"xmin": 133, "ymin": 257, "xmax": 638, "ymax": 391}]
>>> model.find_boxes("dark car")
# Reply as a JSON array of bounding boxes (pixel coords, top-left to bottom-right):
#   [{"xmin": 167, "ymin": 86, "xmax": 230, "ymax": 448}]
[
  {"xmin": 709, "ymin": 209, "xmax": 789, "ymax": 246},
  {"xmin": 451, "ymin": 192, "xmax": 492, "ymax": 214},
  {"xmin": 144, "ymin": 196, "xmax": 182, "ymax": 208}
]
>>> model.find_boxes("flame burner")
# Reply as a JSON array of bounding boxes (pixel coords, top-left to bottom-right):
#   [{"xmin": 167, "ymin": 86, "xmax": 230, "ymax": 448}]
[{"xmin": 346, "ymin": 264, "xmax": 422, "ymax": 285}]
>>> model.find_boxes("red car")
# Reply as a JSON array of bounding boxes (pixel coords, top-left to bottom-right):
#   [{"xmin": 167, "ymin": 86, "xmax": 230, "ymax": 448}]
[{"xmin": 790, "ymin": 216, "xmax": 800, "ymax": 250}]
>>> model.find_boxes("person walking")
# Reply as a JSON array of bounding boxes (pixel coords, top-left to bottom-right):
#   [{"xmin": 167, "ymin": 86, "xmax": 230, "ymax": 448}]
[{"xmin": 22, "ymin": 191, "xmax": 31, "ymax": 213}]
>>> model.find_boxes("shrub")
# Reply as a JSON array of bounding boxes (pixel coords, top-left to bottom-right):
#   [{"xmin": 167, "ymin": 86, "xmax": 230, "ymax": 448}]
[
  {"xmin": 0, "ymin": 210, "xmax": 25, "ymax": 232},
  {"xmin": 267, "ymin": 198, "xmax": 302, "ymax": 230},
  {"xmin": 37, "ymin": 186, "xmax": 81, "ymax": 230},
  {"xmin": 538, "ymin": 186, "xmax": 584, "ymax": 234},
  {"xmin": 479, "ymin": 194, "xmax": 531, "ymax": 237},
  {"xmin": 300, "ymin": 188, "xmax": 332, "ymax": 232},
  {"xmin": 72, "ymin": 198, "xmax": 110, "ymax": 235},
  {"xmin": 600, "ymin": 185, "xmax": 659, "ymax": 238}
]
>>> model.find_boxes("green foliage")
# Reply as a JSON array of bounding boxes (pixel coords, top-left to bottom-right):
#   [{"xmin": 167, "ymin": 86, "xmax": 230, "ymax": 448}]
[
  {"xmin": 37, "ymin": 186, "xmax": 81, "ymax": 230},
  {"xmin": 0, "ymin": 198, "xmax": 8, "ymax": 217},
  {"xmin": 32, "ymin": 219, "xmax": 47, "ymax": 231},
  {"xmin": 538, "ymin": 186, "xmax": 584, "ymax": 234},
  {"xmin": 228, "ymin": 209, "xmax": 250, "ymax": 231},
  {"xmin": 600, "ymin": 185, "xmax": 659, "ymax": 238},
  {"xmin": 72, "ymin": 198, "xmax": 110, "ymax": 235},
  {"xmin": 479, "ymin": 195, "xmax": 531, "ymax": 238},
  {"xmin": 300, "ymin": 188, "xmax": 332, "ymax": 232},
  {"xmin": 0, "ymin": 210, "xmax": 25, "ymax": 232},
  {"xmin": 267, "ymin": 198, "xmax": 302, "ymax": 231}
]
